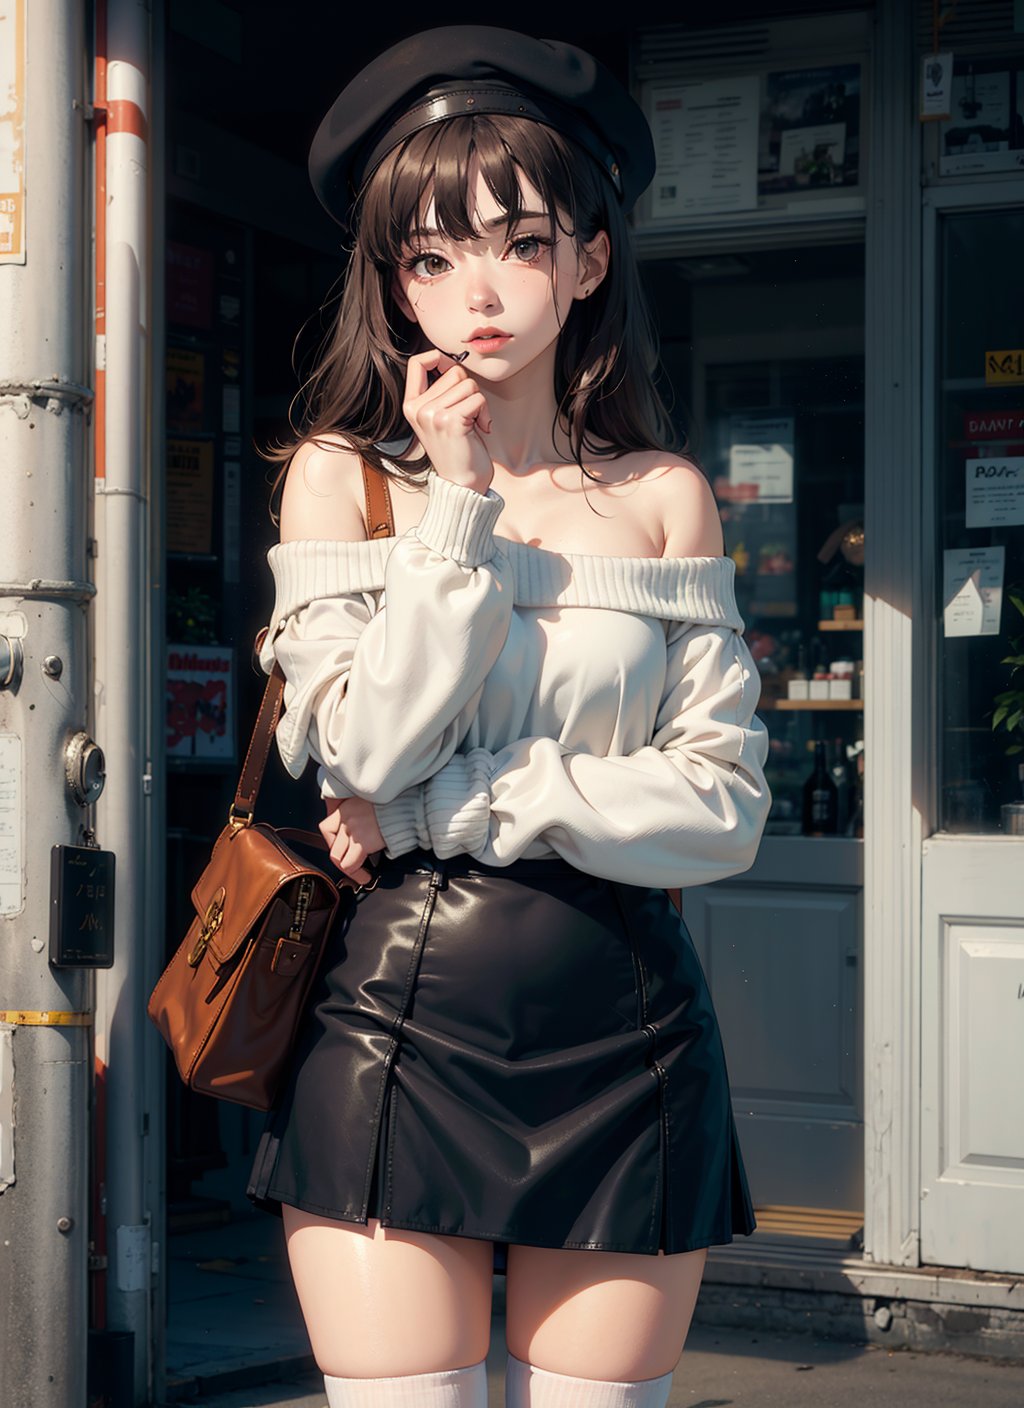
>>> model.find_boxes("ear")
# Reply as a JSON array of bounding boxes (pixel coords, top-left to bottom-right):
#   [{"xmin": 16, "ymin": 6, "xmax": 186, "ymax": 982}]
[{"xmin": 574, "ymin": 229, "xmax": 610, "ymax": 302}]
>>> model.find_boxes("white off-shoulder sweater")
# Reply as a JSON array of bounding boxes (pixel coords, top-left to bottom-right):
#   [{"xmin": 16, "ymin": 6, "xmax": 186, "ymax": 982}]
[{"xmin": 260, "ymin": 472, "xmax": 772, "ymax": 890}]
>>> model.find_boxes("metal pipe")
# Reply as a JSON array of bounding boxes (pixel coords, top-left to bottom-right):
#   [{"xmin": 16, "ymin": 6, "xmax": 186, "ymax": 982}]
[
  {"xmin": 0, "ymin": 0, "xmax": 92, "ymax": 1403},
  {"xmin": 93, "ymin": 0, "xmax": 156, "ymax": 1399}
]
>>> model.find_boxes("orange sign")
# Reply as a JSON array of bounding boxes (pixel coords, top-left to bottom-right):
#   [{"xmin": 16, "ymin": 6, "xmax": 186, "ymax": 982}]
[{"xmin": 0, "ymin": 0, "xmax": 26, "ymax": 263}]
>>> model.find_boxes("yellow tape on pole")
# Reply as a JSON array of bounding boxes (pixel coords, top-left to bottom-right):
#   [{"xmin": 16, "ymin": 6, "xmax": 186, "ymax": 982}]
[{"xmin": 0, "ymin": 1011, "xmax": 93, "ymax": 1026}]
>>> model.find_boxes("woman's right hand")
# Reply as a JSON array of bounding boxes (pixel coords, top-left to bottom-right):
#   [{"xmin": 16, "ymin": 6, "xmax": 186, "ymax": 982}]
[
  {"xmin": 403, "ymin": 349, "xmax": 494, "ymax": 495},
  {"xmin": 319, "ymin": 796, "xmax": 385, "ymax": 886}
]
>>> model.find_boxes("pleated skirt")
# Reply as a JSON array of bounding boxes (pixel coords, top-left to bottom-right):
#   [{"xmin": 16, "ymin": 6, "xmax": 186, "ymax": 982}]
[{"xmin": 247, "ymin": 848, "xmax": 755, "ymax": 1265}]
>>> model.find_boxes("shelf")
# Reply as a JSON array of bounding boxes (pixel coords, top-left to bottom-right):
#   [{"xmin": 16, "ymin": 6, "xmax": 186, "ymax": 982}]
[
  {"xmin": 818, "ymin": 619, "xmax": 863, "ymax": 631},
  {"xmin": 773, "ymin": 699, "xmax": 864, "ymax": 711}
]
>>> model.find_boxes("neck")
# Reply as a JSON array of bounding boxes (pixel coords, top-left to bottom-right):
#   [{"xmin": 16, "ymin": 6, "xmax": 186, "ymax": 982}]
[{"xmin": 473, "ymin": 342, "xmax": 573, "ymax": 472}]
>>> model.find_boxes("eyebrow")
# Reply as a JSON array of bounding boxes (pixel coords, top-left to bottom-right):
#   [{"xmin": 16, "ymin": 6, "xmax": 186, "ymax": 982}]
[{"xmin": 411, "ymin": 211, "xmax": 549, "ymax": 240}]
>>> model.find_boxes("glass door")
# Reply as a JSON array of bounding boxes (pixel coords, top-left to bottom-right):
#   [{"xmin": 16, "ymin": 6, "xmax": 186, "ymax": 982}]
[{"xmin": 920, "ymin": 197, "xmax": 1024, "ymax": 1275}]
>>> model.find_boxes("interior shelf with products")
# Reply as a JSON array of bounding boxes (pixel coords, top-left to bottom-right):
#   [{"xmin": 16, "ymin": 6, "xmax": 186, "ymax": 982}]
[
  {"xmin": 772, "ymin": 699, "xmax": 863, "ymax": 711},
  {"xmin": 818, "ymin": 619, "xmax": 863, "ymax": 631}
]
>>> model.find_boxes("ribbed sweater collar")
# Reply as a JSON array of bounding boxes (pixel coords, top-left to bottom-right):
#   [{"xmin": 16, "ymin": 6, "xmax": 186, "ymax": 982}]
[{"xmin": 265, "ymin": 537, "xmax": 744, "ymax": 630}]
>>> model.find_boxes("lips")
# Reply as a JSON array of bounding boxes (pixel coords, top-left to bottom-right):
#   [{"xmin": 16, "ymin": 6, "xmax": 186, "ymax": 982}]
[{"xmin": 466, "ymin": 328, "xmax": 512, "ymax": 353}]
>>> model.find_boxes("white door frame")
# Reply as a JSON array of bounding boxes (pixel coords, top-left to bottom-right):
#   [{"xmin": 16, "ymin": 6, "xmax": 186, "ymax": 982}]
[{"xmin": 861, "ymin": 0, "xmax": 925, "ymax": 1270}]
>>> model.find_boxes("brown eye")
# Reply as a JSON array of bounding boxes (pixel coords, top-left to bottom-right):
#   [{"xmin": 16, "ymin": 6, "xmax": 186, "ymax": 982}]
[{"xmin": 409, "ymin": 253, "xmax": 451, "ymax": 279}]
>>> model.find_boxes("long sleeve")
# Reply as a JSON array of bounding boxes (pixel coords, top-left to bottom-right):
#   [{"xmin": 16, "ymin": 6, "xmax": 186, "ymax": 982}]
[
  {"xmin": 375, "ymin": 619, "xmax": 771, "ymax": 889},
  {"xmin": 265, "ymin": 474, "xmax": 514, "ymax": 804}
]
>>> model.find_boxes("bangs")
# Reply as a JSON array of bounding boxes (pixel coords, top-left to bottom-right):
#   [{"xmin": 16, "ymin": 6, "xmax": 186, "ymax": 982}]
[{"xmin": 358, "ymin": 115, "xmax": 579, "ymax": 266}]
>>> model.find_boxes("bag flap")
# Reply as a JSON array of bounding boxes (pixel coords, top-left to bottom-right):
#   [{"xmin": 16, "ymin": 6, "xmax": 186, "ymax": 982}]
[{"xmin": 190, "ymin": 824, "xmax": 334, "ymax": 969}]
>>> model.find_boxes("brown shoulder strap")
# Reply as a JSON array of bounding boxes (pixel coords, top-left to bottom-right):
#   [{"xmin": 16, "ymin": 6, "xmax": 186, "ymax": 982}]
[
  {"xmin": 231, "ymin": 464, "xmax": 396, "ymax": 824},
  {"xmin": 362, "ymin": 461, "xmax": 395, "ymax": 539}
]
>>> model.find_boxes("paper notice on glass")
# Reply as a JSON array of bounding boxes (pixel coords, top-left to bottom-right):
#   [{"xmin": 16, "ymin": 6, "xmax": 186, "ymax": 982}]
[
  {"xmin": 940, "ymin": 68, "xmax": 1013, "ymax": 174},
  {"xmin": 943, "ymin": 546, "xmax": 1004, "ymax": 637},
  {"xmin": 647, "ymin": 76, "xmax": 759, "ymax": 219},
  {"xmin": 728, "ymin": 414, "xmax": 794, "ymax": 503},
  {"xmin": 965, "ymin": 457, "xmax": 1024, "ymax": 527},
  {"xmin": 920, "ymin": 53, "xmax": 953, "ymax": 120}
]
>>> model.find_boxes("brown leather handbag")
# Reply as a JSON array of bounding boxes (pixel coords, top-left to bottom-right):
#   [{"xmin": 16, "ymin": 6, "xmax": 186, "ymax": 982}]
[{"xmin": 147, "ymin": 464, "xmax": 396, "ymax": 1110}]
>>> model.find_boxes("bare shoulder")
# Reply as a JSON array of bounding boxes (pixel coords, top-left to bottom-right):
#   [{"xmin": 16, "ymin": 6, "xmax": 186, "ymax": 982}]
[
  {"xmin": 279, "ymin": 433, "xmax": 367, "ymax": 543},
  {"xmin": 620, "ymin": 450, "xmax": 724, "ymax": 558}
]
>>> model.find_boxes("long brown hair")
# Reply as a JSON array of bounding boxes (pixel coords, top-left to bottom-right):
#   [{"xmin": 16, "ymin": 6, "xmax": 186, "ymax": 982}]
[{"xmin": 267, "ymin": 112, "xmax": 677, "ymax": 519}]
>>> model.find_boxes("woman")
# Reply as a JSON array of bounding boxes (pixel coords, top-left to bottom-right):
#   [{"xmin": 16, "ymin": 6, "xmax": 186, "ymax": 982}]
[{"xmin": 248, "ymin": 25, "xmax": 771, "ymax": 1408}]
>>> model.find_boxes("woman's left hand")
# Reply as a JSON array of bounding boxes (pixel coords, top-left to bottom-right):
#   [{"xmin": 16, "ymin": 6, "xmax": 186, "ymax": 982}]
[{"xmin": 319, "ymin": 796, "xmax": 385, "ymax": 885}]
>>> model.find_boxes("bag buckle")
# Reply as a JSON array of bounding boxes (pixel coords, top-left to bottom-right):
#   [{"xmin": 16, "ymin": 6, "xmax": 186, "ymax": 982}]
[
  {"xmin": 228, "ymin": 804, "xmax": 253, "ymax": 831},
  {"xmin": 188, "ymin": 889, "xmax": 226, "ymax": 967}
]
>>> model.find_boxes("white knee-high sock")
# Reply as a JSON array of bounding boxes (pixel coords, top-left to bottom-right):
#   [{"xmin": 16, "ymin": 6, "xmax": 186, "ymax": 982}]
[
  {"xmin": 324, "ymin": 1360, "xmax": 488, "ymax": 1408},
  {"xmin": 504, "ymin": 1352, "xmax": 673, "ymax": 1408}
]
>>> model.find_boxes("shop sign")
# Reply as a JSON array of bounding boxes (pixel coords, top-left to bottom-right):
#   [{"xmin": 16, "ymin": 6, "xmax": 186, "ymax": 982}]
[
  {"xmin": 963, "ymin": 410, "xmax": 1024, "ymax": 440},
  {"xmin": 985, "ymin": 350, "xmax": 1024, "ymax": 385}
]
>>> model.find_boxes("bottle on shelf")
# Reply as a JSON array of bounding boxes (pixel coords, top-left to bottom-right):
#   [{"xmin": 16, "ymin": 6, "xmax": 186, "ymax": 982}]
[
  {"xmin": 802, "ymin": 739, "xmax": 839, "ymax": 837},
  {"xmin": 844, "ymin": 739, "xmax": 865, "ymax": 838},
  {"xmin": 830, "ymin": 737, "xmax": 850, "ymax": 832}
]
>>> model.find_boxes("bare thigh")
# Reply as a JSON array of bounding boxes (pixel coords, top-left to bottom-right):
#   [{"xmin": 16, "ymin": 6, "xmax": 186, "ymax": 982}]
[
  {"xmin": 506, "ymin": 1243, "xmax": 707, "ymax": 1381},
  {"xmin": 282, "ymin": 1208, "xmax": 494, "ymax": 1378}
]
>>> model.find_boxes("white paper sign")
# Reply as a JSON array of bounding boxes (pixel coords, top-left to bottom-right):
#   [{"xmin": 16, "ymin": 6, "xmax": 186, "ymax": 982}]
[
  {"xmin": 729, "ymin": 414, "xmax": 795, "ymax": 503},
  {"xmin": 943, "ymin": 546, "xmax": 1004, "ymax": 637},
  {"xmin": 965, "ymin": 457, "xmax": 1024, "ymax": 527},
  {"xmin": 920, "ymin": 53, "xmax": 953, "ymax": 120},
  {"xmin": 647, "ymin": 76, "xmax": 760, "ymax": 219},
  {"xmin": 0, "ymin": 734, "xmax": 23, "ymax": 916}
]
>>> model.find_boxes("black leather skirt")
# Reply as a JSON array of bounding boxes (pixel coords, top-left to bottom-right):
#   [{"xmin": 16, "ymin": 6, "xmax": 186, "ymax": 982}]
[{"xmin": 247, "ymin": 848, "xmax": 755, "ymax": 1266}]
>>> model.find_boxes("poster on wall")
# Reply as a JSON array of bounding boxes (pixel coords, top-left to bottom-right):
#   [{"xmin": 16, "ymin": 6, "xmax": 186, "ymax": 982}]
[
  {"xmin": 167, "ymin": 438, "xmax": 215, "ymax": 554},
  {"xmin": 645, "ymin": 76, "xmax": 760, "ymax": 219},
  {"xmin": 166, "ymin": 645, "xmax": 235, "ymax": 762},
  {"xmin": 167, "ymin": 241, "xmax": 214, "ymax": 329},
  {"xmin": 940, "ymin": 61, "xmax": 1024, "ymax": 175},
  {"xmin": 166, "ymin": 347, "xmax": 205, "ymax": 431},
  {"xmin": 758, "ymin": 64, "xmax": 861, "ymax": 194}
]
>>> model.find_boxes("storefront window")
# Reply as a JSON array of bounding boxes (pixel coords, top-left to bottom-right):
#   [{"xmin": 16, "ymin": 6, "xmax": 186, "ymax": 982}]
[
  {"xmin": 646, "ymin": 242, "xmax": 866, "ymax": 837},
  {"xmin": 936, "ymin": 209, "xmax": 1024, "ymax": 835}
]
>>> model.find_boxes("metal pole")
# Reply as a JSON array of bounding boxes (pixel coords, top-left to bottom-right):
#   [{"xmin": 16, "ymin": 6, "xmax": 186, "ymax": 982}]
[
  {"xmin": 0, "ymin": 1, "xmax": 92, "ymax": 1405},
  {"xmin": 93, "ymin": 0, "xmax": 156, "ymax": 1400}
]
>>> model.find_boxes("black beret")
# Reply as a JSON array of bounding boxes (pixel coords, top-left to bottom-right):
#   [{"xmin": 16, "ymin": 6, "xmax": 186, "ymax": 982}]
[{"xmin": 309, "ymin": 26, "xmax": 655, "ymax": 226}]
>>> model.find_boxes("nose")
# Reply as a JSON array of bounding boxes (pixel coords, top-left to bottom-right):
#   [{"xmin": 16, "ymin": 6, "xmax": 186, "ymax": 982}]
[{"xmin": 464, "ymin": 265, "xmax": 501, "ymax": 315}]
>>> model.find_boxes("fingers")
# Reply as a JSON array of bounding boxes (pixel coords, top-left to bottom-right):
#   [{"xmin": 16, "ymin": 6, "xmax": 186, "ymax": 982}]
[
  {"xmin": 324, "ymin": 798, "xmax": 384, "ymax": 885},
  {"xmin": 403, "ymin": 348, "xmax": 462, "ymax": 401},
  {"xmin": 418, "ymin": 383, "xmax": 492, "ymax": 436},
  {"xmin": 329, "ymin": 831, "xmax": 371, "ymax": 885}
]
